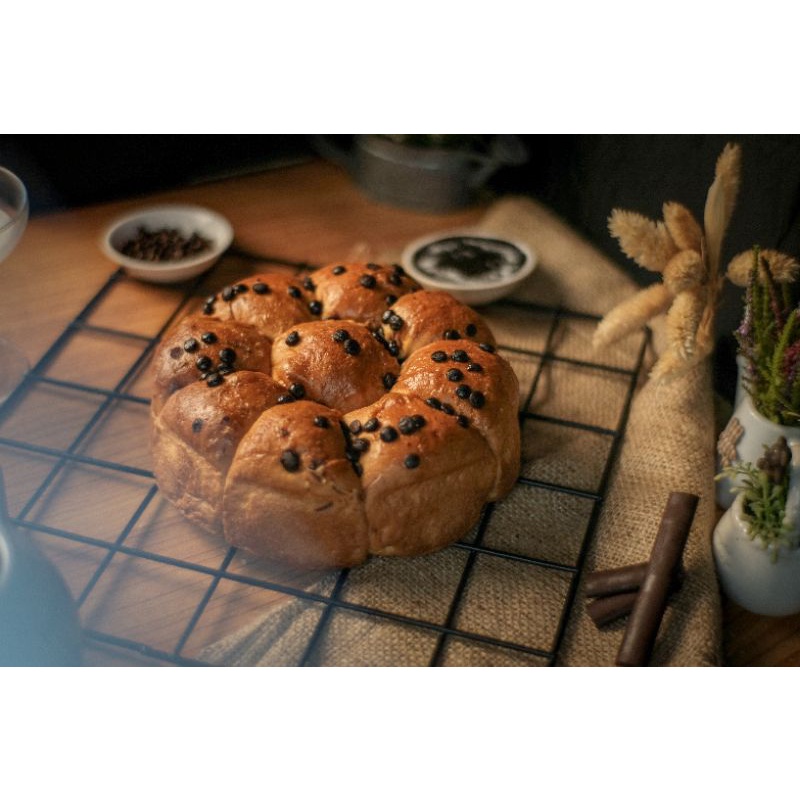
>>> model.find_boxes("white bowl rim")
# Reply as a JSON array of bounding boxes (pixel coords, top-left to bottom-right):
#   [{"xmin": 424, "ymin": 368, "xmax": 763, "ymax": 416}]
[
  {"xmin": 0, "ymin": 166, "xmax": 29, "ymax": 236},
  {"xmin": 401, "ymin": 227, "xmax": 536, "ymax": 293},
  {"xmin": 100, "ymin": 203, "xmax": 234, "ymax": 272}
]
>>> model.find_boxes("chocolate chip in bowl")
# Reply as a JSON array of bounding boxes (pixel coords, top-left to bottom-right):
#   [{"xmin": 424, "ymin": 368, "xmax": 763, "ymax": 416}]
[
  {"xmin": 100, "ymin": 204, "xmax": 234, "ymax": 283},
  {"xmin": 120, "ymin": 226, "xmax": 212, "ymax": 262}
]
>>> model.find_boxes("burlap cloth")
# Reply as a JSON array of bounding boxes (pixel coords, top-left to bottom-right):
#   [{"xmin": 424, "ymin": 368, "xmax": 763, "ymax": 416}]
[{"xmin": 200, "ymin": 196, "xmax": 723, "ymax": 667}]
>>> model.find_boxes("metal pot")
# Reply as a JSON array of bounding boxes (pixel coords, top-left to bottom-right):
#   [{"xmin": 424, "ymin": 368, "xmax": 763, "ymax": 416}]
[{"xmin": 312, "ymin": 134, "xmax": 527, "ymax": 212}]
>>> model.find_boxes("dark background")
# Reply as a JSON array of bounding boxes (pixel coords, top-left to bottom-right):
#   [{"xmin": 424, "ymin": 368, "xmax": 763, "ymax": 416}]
[
  {"xmin": 4, "ymin": 135, "xmax": 800, "ymax": 263},
  {"xmin": 3, "ymin": 134, "xmax": 800, "ymax": 399}
]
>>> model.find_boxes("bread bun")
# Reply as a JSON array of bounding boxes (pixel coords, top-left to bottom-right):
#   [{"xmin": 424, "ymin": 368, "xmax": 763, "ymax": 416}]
[
  {"xmin": 271, "ymin": 320, "xmax": 398, "ymax": 413},
  {"xmin": 223, "ymin": 400, "xmax": 370, "ymax": 569},
  {"xmin": 151, "ymin": 315, "xmax": 273, "ymax": 414},
  {"xmin": 391, "ymin": 340, "xmax": 520, "ymax": 498},
  {"xmin": 379, "ymin": 289, "xmax": 496, "ymax": 359},
  {"xmin": 203, "ymin": 272, "xmax": 315, "ymax": 337},
  {"xmin": 150, "ymin": 263, "xmax": 520, "ymax": 569},
  {"xmin": 312, "ymin": 261, "xmax": 418, "ymax": 329},
  {"xmin": 342, "ymin": 393, "xmax": 495, "ymax": 557},
  {"xmin": 151, "ymin": 370, "xmax": 284, "ymax": 531}
]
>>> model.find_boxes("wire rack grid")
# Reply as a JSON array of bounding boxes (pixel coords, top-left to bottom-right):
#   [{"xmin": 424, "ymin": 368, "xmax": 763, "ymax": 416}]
[{"xmin": 0, "ymin": 256, "xmax": 648, "ymax": 667}]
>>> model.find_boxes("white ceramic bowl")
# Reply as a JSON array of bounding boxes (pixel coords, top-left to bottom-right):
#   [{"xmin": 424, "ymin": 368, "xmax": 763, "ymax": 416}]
[
  {"xmin": 100, "ymin": 204, "xmax": 234, "ymax": 283},
  {"xmin": 401, "ymin": 228, "xmax": 536, "ymax": 306}
]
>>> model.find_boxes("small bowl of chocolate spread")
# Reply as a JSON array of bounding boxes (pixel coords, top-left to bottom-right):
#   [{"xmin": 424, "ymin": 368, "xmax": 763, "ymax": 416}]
[{"xmin": 401, "ymin": 229, "xmax": 536, "ymax": 306}]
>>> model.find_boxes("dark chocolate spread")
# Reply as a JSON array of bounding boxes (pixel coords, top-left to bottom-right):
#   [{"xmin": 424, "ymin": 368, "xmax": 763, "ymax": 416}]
[{"xmin": 411, "ymin": 236, "xmax": 526, "ymax": 284}]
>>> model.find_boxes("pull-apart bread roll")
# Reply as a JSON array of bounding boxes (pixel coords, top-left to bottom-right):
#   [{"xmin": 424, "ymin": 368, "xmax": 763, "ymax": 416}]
[
  {"xmin": 151, "ymin": 315, "xmax": 273, "ymax": 415},
  {"xmin": 342, "ymin": 393, "xmax": 494, "ymax": 557},
  {"xmin": 152, "ymin": 371, "xmax": 284, "ymax": 531},
  {"xmin": 223, "ymin": 401, "xmax": 370, "ymax": 569},
  {"xmin": 271, "ymin": 320, "xmax": 398, "ymax": 413},
  {"xmin": 380, "ymin": 289, "xmax": 496, "ymax": 359},
  {"xmin": 202, "ymin": 272, "xmax": 315, "ymax": 337},
  {"xmin": 150, "ymin": 262, "xmax": 521, "ymax": 570},
  {"xmin": 312, "ymin": 261, "xmax": 419, "ymax": 330},
  {"xmin": 391, "ymin": 340, "xmax": 520, "ymax": 499}
]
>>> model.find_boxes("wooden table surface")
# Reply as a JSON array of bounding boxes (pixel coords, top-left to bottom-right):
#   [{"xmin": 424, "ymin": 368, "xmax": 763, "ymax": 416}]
[
  {"xmin": 0, "ymin": 160, "xmax": 487, "ymax": 375},
  {"xmin": 1, "ymin": 158, "xmax": 796, "ymax": 666}
]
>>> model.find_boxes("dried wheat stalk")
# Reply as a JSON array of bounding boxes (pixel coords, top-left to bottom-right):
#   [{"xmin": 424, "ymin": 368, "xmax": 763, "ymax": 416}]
[
  {"xmin": 594, "ymin": 142, "xmax": 743, "ymax": 382},
  {"xmin": 727, "ymin": 249, "xmax": 799, "ymax": 286}
]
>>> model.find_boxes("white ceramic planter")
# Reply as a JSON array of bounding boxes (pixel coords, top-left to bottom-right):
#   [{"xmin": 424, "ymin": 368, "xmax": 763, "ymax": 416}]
[
  {"xmin": 733, "ymin": 353, "xmax": 748, "ymax": 411},
  {"xmin": 713, "ymin": 494, "xmax": 800, "ymax": 616},
  {"xmin": 716, "ymin": 393, "xmax": 800, "ymax": 509}
]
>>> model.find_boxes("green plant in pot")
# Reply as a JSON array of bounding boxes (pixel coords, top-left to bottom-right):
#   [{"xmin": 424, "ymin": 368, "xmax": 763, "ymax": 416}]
[
  {"xmin": 730, "ymin": 246, "xmax": 800, "ymax": 424},
  {"xmin": 719, "ymin": 437, "xmax": 794, "ymax": 557},
  {"xmin": 716, "ymin": 246, "xmax": 800, "ymax": 509},
  {"xmin": 714, "ymin": 435, "xmax": 800, "ymax": 615},
  {"xmin": 712, "ymin": 247, "xmax": 800, "ymax": 615}
]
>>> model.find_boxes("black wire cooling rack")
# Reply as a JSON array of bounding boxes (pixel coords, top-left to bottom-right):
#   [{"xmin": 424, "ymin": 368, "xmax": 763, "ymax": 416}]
[{"xmin": 0, "ymin": 258, "xmax": 649, "ymax": 666}]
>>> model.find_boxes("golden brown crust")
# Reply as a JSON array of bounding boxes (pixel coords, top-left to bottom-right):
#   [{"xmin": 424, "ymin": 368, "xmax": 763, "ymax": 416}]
[
  {"xmin": 391, "ymin": 340, "xmax": 520, "ymax": 499},
  {"xmin": 343, "ymin": 394, "xmax": 494, "ymax": 556},
  {"xmin": 222, "ymin": 401, "xmax": 369, "ymax": 569},
  {"xmin": 204, "ymin": 273, "xmax": 315, "ymax": 338},
  {"xmin": 151, "ymin": 315, "xmax": 274, "ymax": 415},
  {"xmin": 312, "ymin": 262, "xmax": 420, "ymax": 330},
  {"xmin": 150, "ymin": 267, "xmax": 521, "ymax": 570},
  {"xmin": 271, "ymin": 320, "xmax": 399, "ymax": 414},
  {"xmin": 151, "ymin": 371, "xmax": 285, "ymax": 532},
  {"xmin": 381, "ymin": 289, "xmax": 496, "ymax": 359}
]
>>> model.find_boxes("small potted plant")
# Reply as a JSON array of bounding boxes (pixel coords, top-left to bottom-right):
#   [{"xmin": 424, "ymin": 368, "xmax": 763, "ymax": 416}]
[
  {"xmin": 716, "ymin": 246, "xmax": 800, "ymax": 507},
  {"xmin": 714, "ymin": 436, "xmax": 800, "ymax": 616}
]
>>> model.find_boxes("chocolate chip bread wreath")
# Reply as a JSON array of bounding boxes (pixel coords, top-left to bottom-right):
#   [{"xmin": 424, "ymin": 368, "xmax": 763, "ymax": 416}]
[{"xmin": 150, "ymin": 262, "xmax": 521, "ymax": 569}]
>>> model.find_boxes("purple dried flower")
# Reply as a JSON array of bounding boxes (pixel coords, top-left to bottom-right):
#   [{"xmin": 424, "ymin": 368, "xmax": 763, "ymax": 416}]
[
  {"xmin": 735, "ymin": 274, "xmax": 756, "ymax": 366},
  {"xmin": 759, "ymin": 253, "xmax": 787, "ymax": 330},
  {"xmin": 783, "ymin": 339, "xmax": 800, "ymax": 385}
]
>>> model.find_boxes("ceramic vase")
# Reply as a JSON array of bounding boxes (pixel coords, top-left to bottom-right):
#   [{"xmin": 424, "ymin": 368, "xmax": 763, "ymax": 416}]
[
  {"xmin": 716, "ymin": 393, "xmax": 800, "ymax": 509},
  {"xmin": 713, "ymin": 494, "xmax": 800, "ymax": 616},
  {"xmin": 733, "ymin": 353, "xmax": 748, "ymax": 411},
  {"xmin": 713, "ymin": 410, "xmax": 800, "ymax": 616}
]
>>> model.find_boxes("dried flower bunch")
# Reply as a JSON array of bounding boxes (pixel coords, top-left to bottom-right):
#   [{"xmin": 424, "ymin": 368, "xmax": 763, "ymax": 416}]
[
  {"xmin": 593, "ymin": 143, "xmax": 743, "ymax": 381},
  {"xmin": 731, "ymin": 246, "xmax": 800, "ymax": 425}
]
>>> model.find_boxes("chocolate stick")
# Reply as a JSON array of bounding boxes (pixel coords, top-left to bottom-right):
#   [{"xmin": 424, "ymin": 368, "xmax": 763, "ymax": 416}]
[
  {"xmin": 616, "ymin": 491, "xmax": 699, "ymax": 667},
  {"xmin": 586, "ymin": 569, "xmax": 685, "ymax": 628},
  {"xmin": 585, "ymin": 561, "xmax": 685, "ymax": 599},
  {"xmin": 586, "ymin": 591, "xmax": 639, "ymax": 627},
  {"xmin": 584, "ymin": 562, "xmax": 650, "ymax": 597}
]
